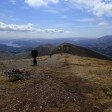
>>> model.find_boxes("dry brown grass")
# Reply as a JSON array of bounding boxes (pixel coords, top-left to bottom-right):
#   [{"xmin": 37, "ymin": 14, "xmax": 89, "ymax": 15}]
[{"xmin": 0, "ymin": 54, "xmax": 112, "ymax": 112}]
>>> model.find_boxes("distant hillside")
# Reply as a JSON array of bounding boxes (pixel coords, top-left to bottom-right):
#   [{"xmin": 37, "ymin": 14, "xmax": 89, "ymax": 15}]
[
  {"xmin": 0, "ymin": 36, "xmax": 112, "ymax": 60},
  {"xmin": 52, "ymin": 43, "xmax": 111, "ymax": 60},
  {"xmin": 16, "ymin": 43, "xmax": 111, "ymax": 60},
  {"xmin": 14, "ymin": 51, "xmax": 31, "ymax": 59},
  {"xmin": 88, "ymin": 36, "xmax": 112, "ymax": 58},
  {"xmin": 0, "ymin": 36, "xmax": 112, "ymax": 58},
  {"xmin": 35, "ymin": 44, "xmax": 55, "ymax": 56},
  {"xmin": 0, "ymin": 51, "xmax": 14, "ymax": 60},
  {"xmin": 13, "ymin": 44, "xmax": 55, "ymax": 59},
  {"xmin": 76, "ymin": 35, "xmax": 112, "ymax": 58},
  {"xmin": 0, "ymin": 44, "xmax": 55, "ymax": 60},
  {"xmin": 0, "ymin": 43, "xmax": 32, "ymax": 53},
  {"xmin": 98, "ymin": 35, "xmax": 112, "ymax": 43}
]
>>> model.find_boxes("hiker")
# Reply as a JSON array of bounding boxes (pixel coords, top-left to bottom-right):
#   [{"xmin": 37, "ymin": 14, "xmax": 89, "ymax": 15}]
[
  {"xmin": 31, "ymin": 49, "xmax": 38, "ymax": 66},
  {"xmin": 50, "ymin": 53, "xmax": 52, "ymax": 58}
]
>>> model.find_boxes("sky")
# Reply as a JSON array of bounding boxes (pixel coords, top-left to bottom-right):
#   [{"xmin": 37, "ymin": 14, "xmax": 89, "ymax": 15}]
[{"xmin": 0, "ymin": 0, "xmax": 112, "ymax": 39}]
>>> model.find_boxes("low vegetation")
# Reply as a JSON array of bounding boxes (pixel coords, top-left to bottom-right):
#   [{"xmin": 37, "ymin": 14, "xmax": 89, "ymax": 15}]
[{"xmin": 0, "ymin": 54, "xmax": 112, "ymax": 112}]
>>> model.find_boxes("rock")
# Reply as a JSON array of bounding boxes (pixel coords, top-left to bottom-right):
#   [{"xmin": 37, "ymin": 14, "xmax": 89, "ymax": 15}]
[{"xmin": 4, "ymin": 69, "xmax": 35, "ymax": 82}]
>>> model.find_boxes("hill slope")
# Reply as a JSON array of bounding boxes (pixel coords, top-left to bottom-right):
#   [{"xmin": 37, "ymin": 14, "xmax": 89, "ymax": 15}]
[
  {"xmin": 0, "ymin": 43, "xmax": 111, "ymax": 61},
  {"xmin": 0, "ymin": 51, "xmax": 14, "ymax": 60},
  {"xmin": 0, "ymin": 54, "xmax": 112, "ymax": 112},
  {"xmin": 52, "ymin": 43, "xmax": 111, "ymax": 60},
  {"xmin": 35, "ymin": 44, "xmax": 55, "ymax": 56}
]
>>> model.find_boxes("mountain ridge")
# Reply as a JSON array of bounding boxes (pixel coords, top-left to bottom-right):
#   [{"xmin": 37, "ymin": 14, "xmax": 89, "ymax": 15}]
[
  {"xmin": 0, "ymin": 43, "xmax": 111, "ymax": 61},
  {"xmin": 52, "ymin": 43, "xmax": 111, "ymax": 60}
]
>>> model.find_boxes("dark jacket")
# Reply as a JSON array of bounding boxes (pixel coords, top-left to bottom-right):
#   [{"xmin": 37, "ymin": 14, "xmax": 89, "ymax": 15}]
[{"xmin": 31, "ymin": 49, "xmax": 38, "ymax": 58}]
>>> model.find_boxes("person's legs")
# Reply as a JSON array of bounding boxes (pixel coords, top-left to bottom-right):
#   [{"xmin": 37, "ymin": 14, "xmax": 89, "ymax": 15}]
[
  {"xmin": 35, "ymin": 58, "xmax": 37, "ymax": 65},
  {"xmin": 33, "ymin": 58, "xmax": 37, "ymax": 66},
  {"xmin": 33, "ymin": 58, "xmax": 35, "ymax": 65},
  {"xmin": 50, "ymin": 54, "xmax": 52, "ymax": 58}
]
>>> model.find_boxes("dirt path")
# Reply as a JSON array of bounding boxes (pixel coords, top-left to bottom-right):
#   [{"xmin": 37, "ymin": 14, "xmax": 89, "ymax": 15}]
[{"xmin": 0, "ymin": 54, "xmax": 62, "ymax": 71}]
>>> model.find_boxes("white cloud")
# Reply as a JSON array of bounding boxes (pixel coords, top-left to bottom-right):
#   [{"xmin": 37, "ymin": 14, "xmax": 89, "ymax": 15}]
[
  {"xmin": 10, "ymin": 0, "xmax": 16, "ymax": 4},
  {"xmin": 0, "ymin": 22, "xmax": 64, "ymax": 33},
  {"xmin": 0, "ymin": 22, "xmax": 70, "ymax": 39},
  {"xmin": 67, "ymin": 0, "xmax": 112, "ymax": 16},
  {"xmin": 98, "ymin": 22, "xmax": 108, "ymax": 26},
  {"xmin": 44, "ymin": 9, "xmax": 59, "ymax": 14},
  {"xmin": 74, "ymin": 18, "xmax": 95, "ymax": 22},
  {"xmin": 24, "ymin": 0, "xmax": 112, "ymax": 16},
  {"xmin": 25, "ymin": 0, "xmax": 59, "ymax": 7},
  {"xmin": 0, "ymin": 22, "xmax": 35, "ymax": 32}
]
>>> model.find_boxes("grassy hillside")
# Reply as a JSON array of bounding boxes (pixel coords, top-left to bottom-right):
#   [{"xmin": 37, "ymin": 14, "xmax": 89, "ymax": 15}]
[
  {"xmin": 0, "ymin": 54, "xmax": 112, "ymax": 112},
  {"xmin": 52, "ymin": 43, "xmax": 111, "ymax": 60},
  {"xmin": 35, "ymin": 44, "xmax": 55, "ymax": 56},
  {"xmin": 0, "ymin": 51, "xmax": 14, "ymax": 60},
  {"xmin": 0, "ymin": 43, "xmax": 111, "ymax": 61},
  {"xmin": 0, "ymin": 44, "xmax": 54, "ymax": 60}
]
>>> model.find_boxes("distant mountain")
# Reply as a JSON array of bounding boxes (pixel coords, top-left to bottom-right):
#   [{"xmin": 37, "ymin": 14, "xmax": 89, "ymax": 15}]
[
  {"xmin": 0, "ymin": 42, "xmax": 111, "ymax": 61},
  {"xmin": 90, "ymin": 35, "xmax": 112, "ymax": 58},
  {"xmin": 0, "ymin": 44, "xmax": 55, "ymax": 60},
  {"xmin": 0, "ymin": 36, "xmax": 111, "ymax": 59},
  {"xmin": 98, "ymin": 35, "xmax": 112, "ymax": 43},
  {"xmin": 52, "ymin": 43, "xmax": 111, "ymax": 60},
  {"xmin": 0, "ymin": 38, "xmax": 79, "ymax": 53},
  {"xmin": 0, "ymin": 44, "xmax": 32, "ymax": 53},
  {"xmin": 1, "ymin": 37, "xmax": 86, "ymax": 48},
  {"xmin": 13, "ymin": 44, "xmax": 55, "ymax": 59},
  {"xmin": 76, "ymin": 35, "xmax": 112, "ymax": 58},
  {"xmin": 35, "ymin": 44, "xmax": 55, "ymax": 56}
]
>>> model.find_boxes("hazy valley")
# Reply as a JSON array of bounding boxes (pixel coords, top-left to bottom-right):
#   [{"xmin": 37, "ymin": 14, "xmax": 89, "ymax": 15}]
[{"xmin": 0, "ymin": 35, "xmax": 112, "ymax": 60}]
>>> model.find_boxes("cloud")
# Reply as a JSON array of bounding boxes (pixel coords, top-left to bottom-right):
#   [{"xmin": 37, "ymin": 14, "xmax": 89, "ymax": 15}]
[
  {"xmin": 0, "ymin": 22, "xmax": 34, "ymax": 32},
  {"xmin": 67, "ymin": 0, "xmax": 112, "ymax": 16},
  {"xmin": 0, "ymin": 22, "xmax": 69, "ymax": 39},
  {"xmin": 0, "ymin": 22, "xmax": 65, "ymax": 33},
  {"xmin": 10, "ymin": 0, "xmax": 16, "ymax": 4},
  {"xmin": 24, "ymin": 0, "xmax": 112, "ymax": 16},
  {"xmin": 44, "ymin": 9, "xmax": 59, "ymax": 14},
  {"xmin": 74, "ymin": 18, "xmax": 95, "ymax": 22},
  {"xmin": 98, "ymin": 22, "xmax": 108, "ymax": 26},
  {"xmin": 25, "ymin": 0, "xmax": 59, "ymax": 7}
]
